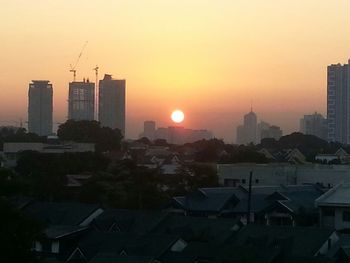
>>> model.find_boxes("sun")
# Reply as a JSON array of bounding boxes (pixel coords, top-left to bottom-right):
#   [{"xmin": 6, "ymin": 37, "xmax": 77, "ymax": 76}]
[{"xmin": 171, "ymin": 110, "xmax": 185, "ymax": 123}]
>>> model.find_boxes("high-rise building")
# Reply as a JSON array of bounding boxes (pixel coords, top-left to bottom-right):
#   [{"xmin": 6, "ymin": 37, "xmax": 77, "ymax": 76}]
[
  {"xmin": 99, "ymin": 74, "xmax": 126, "ymax": 135},
  {"xmin": 300, "ymin": 112, "xmax": 327, "ymax": 140},
  {"xmin": 154, "ymin": 126, "xmax": 212, "ymax": 144},
  {"xmin": 236, "ymin": 110, "xmax": 257, "ymax": 144},
  {"xmin": 142, "ymin": 121, "xmax": 156, "ymax": 140},
  {"xmin": 327, "ymin": 61, "xmax": 350, "ymax": 144},
  {"xmin": 258, "ymin": 121, "xmax": 283, "ymax": 142},
  {"xmin": 68, "ymin": 79, "xmax": 95, "ymax": 121},
  {"xmin": 28, "ymin": 80, "xmax": 53, "ymax": 136}
]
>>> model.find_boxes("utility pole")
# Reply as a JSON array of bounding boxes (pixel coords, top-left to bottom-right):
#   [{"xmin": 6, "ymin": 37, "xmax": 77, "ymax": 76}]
[{"xmin": 247, "ymin": 170, "xmax": 253, "ymax": 224}]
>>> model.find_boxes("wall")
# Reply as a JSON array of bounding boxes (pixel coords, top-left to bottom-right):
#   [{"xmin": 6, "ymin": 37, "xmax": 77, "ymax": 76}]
[{"xmin": 218, "ymin": 163, "xmax": 350, "ymax": 187}]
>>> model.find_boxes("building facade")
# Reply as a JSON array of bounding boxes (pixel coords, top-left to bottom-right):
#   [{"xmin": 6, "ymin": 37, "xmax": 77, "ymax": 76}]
[
  {"xmin": 142, "ymin": 121, "xmax": 156, "ymax": 140},
  {"xmin": 258, "ymin": 121, "xmax": 283, "ymax": 142},
  {"xmin": 218, "ymin": 163, "xmax": 350, "ymax": 188},
  {"xmin": 28, "ymin": 80, "xmax": 53, "ymax": 136},
  {"xmin": 300, "ymin": 112, "xmax": 327, "ymax": 140},
  {"xmin": 327, "ymin": 61, "xmax": 350, "ymax": 144},
  {"xmin": 316, "ymin": 184, "xmax": 350, "ymax": 230},
  {"xmin": 68, "ymin": 80, "xmax": 95, "ymax": 121},
  {"xmin": 99, "ymin": 74, "xmax": 126, "ymax": 135},
  {"xmin": 236, "ymin": 111, "xmax": 258, "ymax": 144}
]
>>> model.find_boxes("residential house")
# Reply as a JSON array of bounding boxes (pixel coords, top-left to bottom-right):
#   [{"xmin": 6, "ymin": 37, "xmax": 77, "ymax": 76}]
[
  {"xmin": 21, "ymin": 202, "xmax": 103, "ymax": 259},
  {"xmin": 165, "ymin": 185, "xmax": 324, "ymax": 226},
  {"xmin": 3, "ymin": 142, "xmax": 95, "ymax": 167},
  {"xmin": 316, "ymin": 183, "xmax": 350, "ymax": 230}
]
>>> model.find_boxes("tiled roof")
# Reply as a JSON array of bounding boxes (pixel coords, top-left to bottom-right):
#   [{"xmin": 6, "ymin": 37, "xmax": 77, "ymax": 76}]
[
  {"xmin": 316, "ymin": 184, "xmax": 350, "ymax": 207},
  {"xmin": 231, "ymin": 225, "xmax": 334, "ymax": 257},
  {"xmin": 22, "ymin": 201, "xmax": 101, "ymax": 226}
]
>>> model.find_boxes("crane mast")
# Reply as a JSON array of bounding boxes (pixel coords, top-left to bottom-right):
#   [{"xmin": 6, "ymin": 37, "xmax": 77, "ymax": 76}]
[
  {"xmin": 69, "ymin": 41, "xmax": 88, "ymax": 82},
  {"xmin": 93, "ymin": 65, "xmax": 99, "ymax": 121}
]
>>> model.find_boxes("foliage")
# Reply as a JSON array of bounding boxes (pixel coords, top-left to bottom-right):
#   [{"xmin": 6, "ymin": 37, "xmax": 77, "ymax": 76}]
[
  {"xmin": 57, "ymin": 120, "xmax": 123, "ymax": 152},
  {"xmin": 0, "ymin": 199, "xmax": 42, "ymax": 263},
  {"xmin": 220, "ymin": 145, "xmax": 270, "ymax": 164},
  {"xmin": 0, "ymin": 168, "xmax": 27, "ymax": 196},
  {"xmin": 0, "ymin": 127, "xmax": 43, "ymax": 150},
  {"xmin": 259, "ymin": 132, "xmax": 343, "ymax": 161},
  {"xmin": 79, "ymin": 160, "xmax": 166, "ymax": 209},
  {"xmin": 15, "ymin": 151, "xmax": 109, "ymax": 200}
]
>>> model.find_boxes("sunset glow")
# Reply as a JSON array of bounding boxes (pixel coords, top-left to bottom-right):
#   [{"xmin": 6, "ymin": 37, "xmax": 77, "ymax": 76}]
[{"xmin": 1, "ymin": 1, "xmax": 350, "ymax": 141}]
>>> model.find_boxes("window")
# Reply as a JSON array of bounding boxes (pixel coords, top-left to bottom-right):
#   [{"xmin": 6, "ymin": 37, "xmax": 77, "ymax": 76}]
[
  {"xmin": 323, "ymin": 208, "xmax": 334, "ymax": 217},
  {"xmin": 343, "ymin": 211, "xmax": 350, "ymax": 222}
]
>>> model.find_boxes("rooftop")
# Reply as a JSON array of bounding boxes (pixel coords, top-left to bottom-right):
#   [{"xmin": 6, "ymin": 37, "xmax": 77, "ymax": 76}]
[{"xmin": 316, "ymin": 183, "xmax": 350, "ymax": 207}]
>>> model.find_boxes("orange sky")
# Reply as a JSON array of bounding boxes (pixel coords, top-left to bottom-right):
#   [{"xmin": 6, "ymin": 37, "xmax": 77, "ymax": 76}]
[{"xmin": 1, "ymin": 0, "xmax": 350, "ymax": 142}]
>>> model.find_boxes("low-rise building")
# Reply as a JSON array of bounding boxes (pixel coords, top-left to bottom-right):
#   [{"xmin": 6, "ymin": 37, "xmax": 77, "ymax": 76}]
[
  {"xmin": 316, "ymin": 183, "xmax": 350, "ymax": 231},
  {"xmin": 165, "ymin": 185, "xmax": 323, "ymax": 226},
  {"xmin": 3, "ymin": 142, "xmax": 95, "ymax": 167},
  {"xmin": 218, "ymin": 163, "xmax": 350, "ymax": 188}
]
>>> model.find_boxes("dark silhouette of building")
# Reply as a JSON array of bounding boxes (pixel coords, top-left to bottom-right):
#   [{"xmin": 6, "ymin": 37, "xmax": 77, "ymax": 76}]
[
  {"xmin": 142, "ymin": 121, "xmax": 156, "ymax": 140},
  {"xmin": 28, "ymin": 80, "xmax": 53, "ymax": 136},
  {"xmin": 98, "ymin": 74, "xmax": 126, "ymax": 135},
  {"xmin": 328, "ymin": 61, "xmax": 350, "ymax": 143}
]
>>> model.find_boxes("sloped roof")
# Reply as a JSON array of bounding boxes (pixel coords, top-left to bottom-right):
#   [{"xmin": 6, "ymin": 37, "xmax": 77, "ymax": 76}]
[
  {"xmin": 89, "ymin": 253, "xmax": 153, "ymax": 263},
  {"xmin": 22, "ymin": 201, "xmax": 101, "ymax": 226},
  {"xmin": 171, "ymin": 185, "xmax": 322, "ymax": 215},
  {"xmin": 231, "ymin": 225, "xmax": 334, "ymax": 257},
  {"xmin": 74, "ymin": 231, "xmax": 179, "ymax": 261},
  {"xmin": 45, "ymin": 225, "xmax": 89, "ymax": 239},
  {"xmin": 92, "ymin": 209, "xmax": 169, "ymax": 234},
  {"xmin": 150, "ymin": 214, "xmax": 241, "ymax": 244},
  {"xmin": 173, "ymin": 189, "xmax": 238, "ymax": 213},
  {"xmin": 316, "ymin": 184, "xmax": 350, "ymax": 207}
]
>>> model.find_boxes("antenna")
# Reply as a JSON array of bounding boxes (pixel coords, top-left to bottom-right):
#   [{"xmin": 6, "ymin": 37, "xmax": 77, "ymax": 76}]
[
  {"xmin": 93, "ymin": 65, "xmax": 99, "ymax": 121},
  {"xmin": 69, "ymin": 41, "xmax": 88, "ymax": 81}
]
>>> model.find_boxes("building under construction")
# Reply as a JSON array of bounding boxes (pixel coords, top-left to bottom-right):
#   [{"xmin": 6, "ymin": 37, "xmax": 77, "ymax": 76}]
[{"xmin": 68, "ymin": 79, "xmax": 95, "ymax": 121}]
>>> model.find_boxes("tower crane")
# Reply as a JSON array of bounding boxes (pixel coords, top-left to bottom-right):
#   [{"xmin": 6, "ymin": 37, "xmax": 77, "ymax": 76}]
[
  {"xmin": 69, "ymin": 41, "xmax": 88, "ymax": 82},
  {"xmin": 93, "ymin": 65, "xmax": 99, "ymax": 120}
]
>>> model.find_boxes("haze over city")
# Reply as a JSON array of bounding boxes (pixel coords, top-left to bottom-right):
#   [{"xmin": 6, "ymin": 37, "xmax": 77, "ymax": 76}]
[{"xmin": 2, "ymin": 1, "xmax": 350, "ymax": 141}]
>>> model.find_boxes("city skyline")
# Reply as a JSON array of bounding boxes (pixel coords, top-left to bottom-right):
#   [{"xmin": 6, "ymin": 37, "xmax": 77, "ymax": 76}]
[{"xmin": 3, "ymin": 1, "xmax": 350, "ymax": 141}]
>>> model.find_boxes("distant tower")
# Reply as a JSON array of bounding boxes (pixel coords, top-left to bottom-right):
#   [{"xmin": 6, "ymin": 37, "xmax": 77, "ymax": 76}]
[
  {"xmin": 98, "ymin": 74, "xmax": 126, "ymax": 136},
  {"xmin": 28, "ymin": 80, "xmax": 53, "ymax": 136},
  {"xmin": 143, "ymin": 121, "xmax": 156, "ymax": 140},
  {"xmin": 300, "ymin": 112, "xmax": 327, "ymax": 140},
  {"xmin": 327, "ymin": 61, "xmax": 350, "ymax": 144},
  {"xmin": 243, "ymin": 111, "xmax": 257, "ymax": 144},
  {"xmin": 236, "ymin": 110, "xmax": 257, "ymax": 144},
  {"xmin": 68, "ymin": 79, "xmax": 95, "ymax": 121}
]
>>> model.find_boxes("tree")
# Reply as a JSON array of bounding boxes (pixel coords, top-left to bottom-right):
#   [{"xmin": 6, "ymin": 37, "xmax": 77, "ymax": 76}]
[
  {"xmin": 0, "ymin": 199, "xmax": 42, "ymax": 263},
  {"xmin": 220, "ymin": 145, "xmax": 270, "ymax": 164},
  {"xmin": 0, "ymin": 127, "xmax": 43, "ymax": 150},
  {"xmin": 79, "ymin": 160, "xmax": 166, "ymax": 209},
  {"xmin": 16, "ymin": 151, "xmax": 109, "ymax": 200},
  {"xmin": 57, "ymin": 120, "xmax": 123, "ymax": 152}
]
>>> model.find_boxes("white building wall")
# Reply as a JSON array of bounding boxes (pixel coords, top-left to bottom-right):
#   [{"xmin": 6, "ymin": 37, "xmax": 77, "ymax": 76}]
[
  {"xmin": 334, "ymin": 207, "xmax": 350, "ymax": 230},
  {"xmin": 218, "ymin": 164, "xmax": 350, "ymax": 187}
]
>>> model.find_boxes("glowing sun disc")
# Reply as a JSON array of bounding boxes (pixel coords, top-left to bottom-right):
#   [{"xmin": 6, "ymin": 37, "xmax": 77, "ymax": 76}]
[{"xmin": 171, "ymin": 110, "xmax": 185, "ymax": 123}]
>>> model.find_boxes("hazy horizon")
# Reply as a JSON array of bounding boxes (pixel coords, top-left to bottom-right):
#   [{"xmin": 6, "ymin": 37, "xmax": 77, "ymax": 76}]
[{"xmin": 2, "ymin": 0, "xmax": 350, "ymax": 142}]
